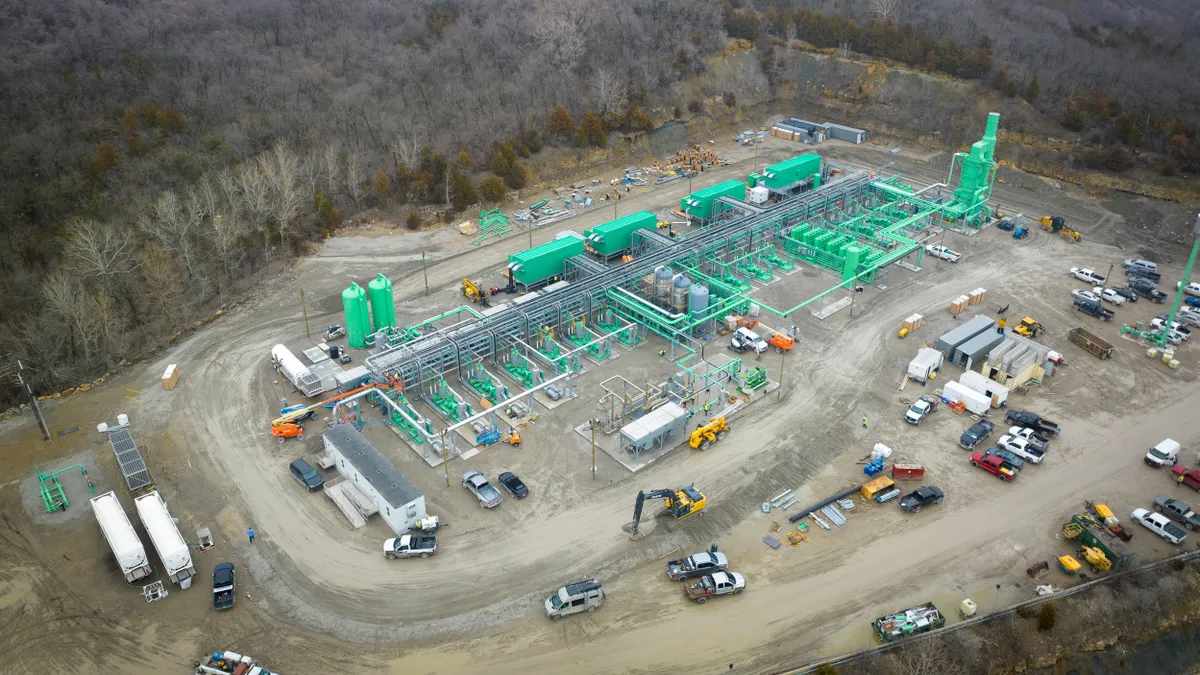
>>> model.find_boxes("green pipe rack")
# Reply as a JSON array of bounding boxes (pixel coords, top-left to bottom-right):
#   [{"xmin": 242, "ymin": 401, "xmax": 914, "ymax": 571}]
[
  {"xmin": 471, "ymin": 208, "xmax": 513, "ymax": 245},
  {"xmin": 36, "ymin": 464, "xmax": 92, "ymax": 513}
]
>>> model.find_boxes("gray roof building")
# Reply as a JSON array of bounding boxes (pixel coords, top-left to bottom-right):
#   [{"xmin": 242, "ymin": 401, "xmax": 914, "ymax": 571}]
[{"xmin": 323, "ymin": 424, "xmax": 421, "ymax": 508}]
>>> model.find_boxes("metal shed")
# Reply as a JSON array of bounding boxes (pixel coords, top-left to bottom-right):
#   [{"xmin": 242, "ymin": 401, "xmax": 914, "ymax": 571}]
[
  {"xmin": 934, "ymin": 315, "xmax": 995, "ymax": 361},
  {"xmin": 823, "ymin": 123, "xmax": 867, "ymax": 144},
  {"xmin": 955, "ymin": 329, "xmax": 1006, "ymax": 369},
  {"xmin": 772, "ymin": 119, "xmax": 828, "ymax": 144}
]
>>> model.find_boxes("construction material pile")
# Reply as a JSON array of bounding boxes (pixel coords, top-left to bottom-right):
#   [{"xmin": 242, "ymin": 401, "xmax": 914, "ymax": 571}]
[{"xmin": 655, "ymin": 145, "xmax": 726, "ymax": 174}]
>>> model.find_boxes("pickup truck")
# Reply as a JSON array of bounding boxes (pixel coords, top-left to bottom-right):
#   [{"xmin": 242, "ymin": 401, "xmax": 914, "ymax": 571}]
[
  {"xmin": 898, "ymin": 486, "xmax": 944, "ymax": 513},
  {"xmin": 1128, "ymin": 277, "xmax": 1167, "ymax": 303},
  {"xmin": 1126, "ymin": 266, "xmax": 1163, "ymax": 283},
  {"xmin": 904, "ymin": 396, "xmax": 938, "ymax": 425},
  {"xmin": 986, "ymin": 447, "xmax": 1025, "ymax": 470},
  {"xmin": 212, "ymin": 562, "xmax": 236, "ymax": 610},
  {"xmin": 1172, "ymin": 465, "xmax": 1200, "ymax": 491},
  {"xmin": 958, "ymin": 419, "xmax": 995, "ymax": 450},
  {"xmin": 1070, "ymin": 267, "xmax": 1106, "ymax": 285},
  {"xmin": 1152, "ymin": 317, "xmax": 1192, "ymax": 340},
  {"xmin": 924, "ymin": 244, "xmax": 961, "ymax": 263},
  {"xmin": 383, "ymin": 535, "xmax": 438, "ymax": 559},
  {"xmin": 1005, "ymin": 410, "xmax": 1061, "ymax": 437},
  {"xmin": 666, "ymin": 551, "xmax": 729, "ymax": 582},
  {"xmin": 1007, "ymin": 426, "xmax": 1049, "ymax": 451},
  {"xmin": 1154, "ymin": 496, "xmax": 1200, "ymax": 530},
  {"xmin": 684, "ymin": 571, "xmax": 746, "ymax": 604},
  {"xmin": 997, "ymin": 434, "xmax": 1045, "ymax": 464},
  {"xmin": 1073, "ymin": 297, "xmax": 1114, "ymax": 321},
  {"xmin": 1131, "ymin": 508, "xmax": 1188, "ymax": 545},
  {"xmin": 970, "ymin": 451, "xmax": 1017, "ymax": 481}
]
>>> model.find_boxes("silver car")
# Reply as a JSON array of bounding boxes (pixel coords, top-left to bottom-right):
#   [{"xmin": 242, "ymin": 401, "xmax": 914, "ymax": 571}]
[{"xmin": 462, "ymin": 470, "xmax": 502, "ymax": 508}]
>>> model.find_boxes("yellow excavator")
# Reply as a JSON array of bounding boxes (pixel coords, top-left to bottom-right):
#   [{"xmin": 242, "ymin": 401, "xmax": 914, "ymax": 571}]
[
  {"xmin": 1013, "ymin": 317, "xmax": 1044, "ymax": 338},
  {"xmin": 689, "ymin": 417, "xmax": 729, "ymax": 450},
  {"xmin": 628, "ymin": 485, "xmax": 706, "ymax": 540},
  {"xmin": 1039, "ymin": 216, "xmax": 1081, "ymax": 242},
  {"xmin": 462, "ymin": 278, "xmax": 490, "ymax": 306}
]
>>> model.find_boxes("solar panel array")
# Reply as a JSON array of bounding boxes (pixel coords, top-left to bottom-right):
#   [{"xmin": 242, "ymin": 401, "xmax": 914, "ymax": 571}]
[{"xmin": 108, "ymin": 427, "xmax": 153, "ymax": 492}]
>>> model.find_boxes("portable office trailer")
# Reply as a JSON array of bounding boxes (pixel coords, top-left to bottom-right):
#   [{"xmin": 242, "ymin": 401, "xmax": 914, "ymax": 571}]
[
  {"xmin": 955, "ymin": 329, "xmax": 1007, "ymax": 369},
  {"xmin": 942, "ymin": 381, "xmax": 991, "ymax": 415},
  {"xmin": 934, "ymin": 316, "xmax": 995, "ymax": 360},
  {"xmin": 323, "ymin": 425, "xmax": 426, "ymax": 535},
  {"xmin": 90, "ymin": 491, "xmax": 152, "ymax": 583},
  {"xmin": 134, "ymin": 490, "xmax": 196, "ymax": 586},
  {"xmin": 958, "ymin": 370, "xmax": 1009, "ymax": 408},
  {"xmin": 906, "ymin": 347, "xmax": 944, "ymax": 383},
  {"xmin": 823, "ymin": 123, "xmax": 867, "ymax": 144}
]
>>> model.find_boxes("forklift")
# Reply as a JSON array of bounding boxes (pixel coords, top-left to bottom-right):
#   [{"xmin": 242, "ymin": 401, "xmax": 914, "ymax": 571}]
[
  {"xmin": 462, "ymin": 278, "xmax": 490, "ymax": 307},
  {"xmin": 1013, "ymin": 317, "xmax": 1045, "ymax": 338}
]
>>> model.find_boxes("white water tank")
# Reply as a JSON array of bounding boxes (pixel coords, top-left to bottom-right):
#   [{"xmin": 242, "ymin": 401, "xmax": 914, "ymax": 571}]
[
  {"xmin": 271, "ymin": 344, "xmax": 313, "ymax": 386},
  {"xmin": 96, "ymin": 422, "xmax": 109, "ymax": 433},
  {"xmin": 117, "ymin": 413, "xmax": 129, "ymax": 427},
  {"xmin": 871, "ymin": 443, "xmax": 893, "ymax": 460},
  {"xmin": 749, "ymin": 186, "xmax": 770, "ymax": 205}
]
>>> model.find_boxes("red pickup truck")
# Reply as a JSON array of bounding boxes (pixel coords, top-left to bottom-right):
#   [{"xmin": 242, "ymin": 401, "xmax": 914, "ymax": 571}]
[
  {"xmin": 1171, "ymin": 465, "xmax": 1200, "ymax": 491},
  {"xmin": 970, "ymin": 451, "xmax": 1017, "ymax": 482}
]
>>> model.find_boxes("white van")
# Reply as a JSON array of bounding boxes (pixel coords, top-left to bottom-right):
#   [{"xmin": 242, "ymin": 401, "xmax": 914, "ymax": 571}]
[
  {"xmin": 1145, "ymin": 439, "xmax": 1181, "ymax": 468},
  {"xmin": 545, "ymin": 579, "xmax": 605, "ymax": 619}
]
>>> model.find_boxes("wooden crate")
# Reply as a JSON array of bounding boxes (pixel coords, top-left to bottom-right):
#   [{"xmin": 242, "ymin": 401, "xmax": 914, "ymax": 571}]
[{"xmin": 162, "ymin": 364, "xmax": 180, "ymax": 390}]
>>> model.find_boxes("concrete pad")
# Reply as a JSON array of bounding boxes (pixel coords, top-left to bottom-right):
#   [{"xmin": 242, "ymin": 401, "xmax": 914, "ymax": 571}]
[{"xmin": 813, "ymin": 296, "xmax": 853, "ymax": 319}]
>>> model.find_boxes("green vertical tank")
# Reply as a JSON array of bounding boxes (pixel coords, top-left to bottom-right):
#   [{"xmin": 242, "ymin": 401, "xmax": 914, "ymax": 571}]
[
  {"xmin": 342, "ymin": 282, "xmax": 370, "ymax": 348},
  {"xmin": 842, "ymin": 245, "xmax": 862, "ymax": 281},
  {"xmin": 367, "ymin": 273, "xmax": 395, "ymax": 332}
]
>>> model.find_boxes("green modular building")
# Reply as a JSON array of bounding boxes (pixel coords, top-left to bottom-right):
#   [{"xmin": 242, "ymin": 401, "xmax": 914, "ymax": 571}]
[
  {"xmin": 681, "ymin": 180, "xmax": 746, "ymax": 220},
  {"xmin": 750, "ymin": 154, "xmax": 822, "ymax": 192},
  {"xmin": 585, "ymin": 211, "xmax": 657, "ymax": 258},
  {"xmin": 507, "ymin": 235, "xmax": 586, "ymax": 287}
]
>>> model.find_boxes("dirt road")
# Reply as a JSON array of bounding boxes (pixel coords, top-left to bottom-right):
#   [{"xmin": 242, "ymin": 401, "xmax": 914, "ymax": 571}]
[{"xmin": 1, "ymin": 132, "xmax": 1196, "ymax": 675}]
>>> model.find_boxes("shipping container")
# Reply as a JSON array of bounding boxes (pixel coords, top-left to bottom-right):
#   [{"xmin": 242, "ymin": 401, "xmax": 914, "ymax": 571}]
[
  {"xmin": 1067, "ymin": 327, "xmax": 1114, "ymax": 359},
  {"xmin": 585, "ymin": 211, "xmax": 657, "ymax": 258},
  {"xmin": 935, "ymin": 316, "xmax": 995, "ymax": 357},
  {"xmin": 680, "ymin": 180, "xmax": 746, "ymax": 220},
  {"xmin": 760, "ymin": 154, "xmax": 822, "ymax": 191},
  {"xmin": 941, "ymin": 380, "xmax": 991, "ymax": 415}
]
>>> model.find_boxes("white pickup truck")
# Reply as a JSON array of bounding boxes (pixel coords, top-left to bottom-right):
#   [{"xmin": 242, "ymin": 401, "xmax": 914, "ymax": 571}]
[
  {"xmin": 383, "ymin": 535, "xmax": 438, "ymax": 559},
  {"xmin": 997, "ymin": 434, "xmax": 1045, "ymax": 464},
  {"xmin": 683, "ymin": 571, "xmax": 746, "ymax": 604},
  {"xmin": 924, "ymin": 244, "xmax": 961, "ymax": 263},
  {"xmin": 1007, "ymin": 426, "xmax": 1049, "ymax": 451}
]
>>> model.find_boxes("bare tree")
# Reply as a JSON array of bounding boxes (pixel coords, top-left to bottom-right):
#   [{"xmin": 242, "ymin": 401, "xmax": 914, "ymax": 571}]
[
  {"xmin": 389, "ymin": 134, "xmax": 420, "ymax": 174},
  {"xmin": 199, "ymin": 170, "xmax": 250, "ymax": 282},
  {"xmin": 139, "ymin": 190, "xmax": 205, "ymax": 284},
  {"xmin": 871, "ymin": 0, "xmax": 904, "ymax": 23},
  {"xmin": 259, "ymin": 142, "xmax": 304, "ymax": 246},
  {"xmin": 42, "ymin": 273, "xmax": 102, "ymax": 362},
  {"xmin": 885, "ymin": 638, "xmax": 963, "ymax": 675},
  {"xmin": 784, "ymin": 21, "xmax": 797, "ymax": 49},
  {"xmin": 532, "ymin": 3, "xmax": 590, "ymax": 77},
  {"xmin": 343, "ymin": 150, "xmax": 365, "ymax": 206},
  {"xmin": 594, "ymin": 68, "xmax": 628, "ymax": 122},
  {"xmin": 62, "ymin": 219, "xmax": 141, "ymax": 289},
  {"xmin": 235, "ymin": 161, "xmax": 272, "ymax": 250}
]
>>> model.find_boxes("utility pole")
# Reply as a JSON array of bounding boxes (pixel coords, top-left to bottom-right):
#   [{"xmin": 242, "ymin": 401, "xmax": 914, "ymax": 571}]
[
  {"xmin": 441, "ymin": 428, "xmax": 450, "ymax": 487},
  {"xmin": 421, "ymin": 250, "xmax": 430, "ymax": 296},
  {"xmin": 753, "ymin": 141, "xmax": 759, "ymax": 174},
  {"xmin": 300, "ymin": 289, "xmax": 310, "ymax": 338},
  {"xmin": 529, "ymin": 218, "xmax": 534, "ymax": 249},
  {"xmin": 590, "ymin": 418, "xmax": 597, "ymax": 481},
  {"xmin": 2, "ymin": 358, "xmax": 50, "ymax": 440},
  {"xmin": 776, "ymin": 337, "xmax": 786, "ymax": 401},
  {"xmin": 1104, "ymin": 263, "xmax": 1114, "ymax": 294}
]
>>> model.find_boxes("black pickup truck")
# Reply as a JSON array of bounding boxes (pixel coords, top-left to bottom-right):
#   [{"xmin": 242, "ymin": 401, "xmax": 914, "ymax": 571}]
[
  {"xmin": 1129, "ymin": 277, "xmax": 1168, "ymax": 303},
  {"xmin": 212, "ymin": 562, "xmax": 236, "ymax": 610},
  {"xmin": 958, "ymin": 419, "xmax": 995, "ymax": 450},
  {"xmin": 1005, "ymin": 410, "xmax": 1061, "ymax": 437},
  {"xmin": 1073, "ymin": 298, "xmax": 1115, "ymax": 321}
]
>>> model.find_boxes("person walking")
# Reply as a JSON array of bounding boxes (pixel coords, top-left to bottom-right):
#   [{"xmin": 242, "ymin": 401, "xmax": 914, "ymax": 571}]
[
  {"xmin": 247, "ymin": 527, "xmax": 256, "ymax": 543},
  {"xmin": 862, "ymin": 416, "xmax": 868, "ymax": 429}
]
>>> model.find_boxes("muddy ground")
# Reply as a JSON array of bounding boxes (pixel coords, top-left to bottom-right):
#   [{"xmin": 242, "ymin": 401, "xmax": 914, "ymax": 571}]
[{"xmin": 1, "ymin": 128, "xmax": 1199, "ymax": 675}]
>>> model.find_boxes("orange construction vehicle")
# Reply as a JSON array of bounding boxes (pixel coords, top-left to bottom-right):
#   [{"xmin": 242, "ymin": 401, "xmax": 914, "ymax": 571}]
[{"xmin": 269, "ymin": 382, "xmax": 394, "ymax": 442}]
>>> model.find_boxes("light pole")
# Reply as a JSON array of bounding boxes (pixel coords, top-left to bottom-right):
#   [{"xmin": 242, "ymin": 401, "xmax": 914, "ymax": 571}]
[
  {"xmin": 1159, "ymin": 214, "xmax": 1200, "ymax": 348},
  {"xmin": 590, "ymin": 418, "xmax": 597, "ymax": 481}
]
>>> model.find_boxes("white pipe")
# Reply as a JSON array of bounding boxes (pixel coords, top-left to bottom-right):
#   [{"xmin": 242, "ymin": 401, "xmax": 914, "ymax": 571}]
[{"xmin": 613, "ymin": 286, "xmax": 686, "ymax": 319}]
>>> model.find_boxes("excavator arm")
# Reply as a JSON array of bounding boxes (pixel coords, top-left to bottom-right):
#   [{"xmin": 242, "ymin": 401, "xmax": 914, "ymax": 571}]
[{"xmin": 630, "ymin": 489, "xmax": 681, "ymax": 538}]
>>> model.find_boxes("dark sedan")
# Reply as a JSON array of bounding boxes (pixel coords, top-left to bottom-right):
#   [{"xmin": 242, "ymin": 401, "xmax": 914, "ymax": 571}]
[{"xmin": 498, "ymin": 471, "xmax": 529, "ymax": 499}]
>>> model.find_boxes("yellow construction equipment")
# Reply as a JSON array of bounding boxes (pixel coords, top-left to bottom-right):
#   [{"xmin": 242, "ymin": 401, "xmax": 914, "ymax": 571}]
[
  {"xmin": 462, "ymin": 278, "xmax": 489, "ymax": 306},
  {"xmin": 1013, "ymin": 317, "xmax": 1044, "ymax": 338},
  {"xmin": 1039, "ymin": 216, "xmax": 1081, "ymax": 242},
  {"xmin": 689, "ymin": 417, "xmax": 729, "ymax": 450},
  {"xmin": 1078, "ymin": 546, "xmax": 1112, "ymax": 571},
  {"xmin": 628, "ymin": 485, "xmax": 706, "ymax": 539}
]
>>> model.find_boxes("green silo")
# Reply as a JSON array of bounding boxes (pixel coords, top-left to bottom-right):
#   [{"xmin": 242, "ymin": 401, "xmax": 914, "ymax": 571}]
[
  {"xmin": 342, "ymin": 282, "xmax": 370, "ymax": 348},
  {"xmin": 841, "ymin": 245, "xmax": 862, "ymax": 281},
  {"xmin": 368, "ymin": 273, "xmax": 395, "ymax": 332}
]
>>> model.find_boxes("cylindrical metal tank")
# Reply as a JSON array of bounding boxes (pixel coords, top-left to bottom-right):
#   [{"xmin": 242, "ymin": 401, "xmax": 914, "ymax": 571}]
[
  {"xmin": 367, "ymin": 273, "xmax": 395, "ymax": 332},
  {"xmin": 342, "ymin": 282, "xmax": 370, "ymax": 348},
  {"xmin": 671, "ymin": 274, "xmax": 691, "ymax": 312},
  {"xmin": 689, "ymin": 285, "xmax": 709, "ymax": 314},
  {"xmin": 654, "ymin": 266, "xmax": 673, "ymax": 302}
]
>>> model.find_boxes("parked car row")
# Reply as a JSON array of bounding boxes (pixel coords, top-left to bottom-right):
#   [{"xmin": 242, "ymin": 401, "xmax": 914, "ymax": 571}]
[
  {"xmin": 461, "ymin": 469, "xmax": 529, "ymax": 507},
  {"xmin": 666, "ymin": 550, "xmax": 747, "ymax": 604}
]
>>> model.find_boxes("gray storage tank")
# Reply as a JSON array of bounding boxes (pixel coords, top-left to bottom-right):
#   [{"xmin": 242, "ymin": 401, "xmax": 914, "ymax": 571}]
[
  {"xmin": 671, "ymin": 274, "xmax": 691, "ymax": 312},
  {"xmin": 654, "ymin": 266, "xmax": 673, "ymax": 303},
  {"xmin": 688, "ymin": 285, "xmax": 709, "ymax": 314}
]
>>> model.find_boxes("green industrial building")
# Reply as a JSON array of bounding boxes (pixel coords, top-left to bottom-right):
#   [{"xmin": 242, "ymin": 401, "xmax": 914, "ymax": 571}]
[
  {"xmin": 585, "ymin": 211, "xmax": 657, "ymax": 259},
  {"xmin": 507, "ymin": 236, "xmax": 586, "ymax": 288},
  {"xmin": 748, "ymin": 154, "xmax": 822, "ymax": 193},
  {"xmin": 680, "ymin": 180, "xmax": 746, "ymax": 220}
]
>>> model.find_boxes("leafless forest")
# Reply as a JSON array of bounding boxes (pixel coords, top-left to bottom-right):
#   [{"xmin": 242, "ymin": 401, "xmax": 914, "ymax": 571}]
[{"xmin": 0, "ymin": 0, "xmax": 1197, "ymax": 405}]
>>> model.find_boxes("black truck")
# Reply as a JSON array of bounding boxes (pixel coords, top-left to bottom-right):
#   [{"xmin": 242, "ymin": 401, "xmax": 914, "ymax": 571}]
[
  {"xmin": 1128, "ymin": 277, "xmax": 1168, "ymax": 303},
  {"xmin": 212, "ymin": 562, "xmax": 236, "ymax": 610},
  {"xmin": 1005, "ymin": 410, "xmax": 1061, "ymax": 437},
  {"xmin": 958, "ymin": 419, "xmax": 995, "ymax": 450},
  {"xmin": 1073, "ymin": 298, "xmax": 1115, "ymax": 321}
]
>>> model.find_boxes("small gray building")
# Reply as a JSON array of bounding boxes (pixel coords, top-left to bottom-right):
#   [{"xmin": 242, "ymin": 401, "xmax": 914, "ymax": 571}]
[
  {"xmin": 934, "ymin": 315, "xmax": 995, "ymax": 362},
  {"xmin": 955, "ymin": 329, "xmax": 1006, "ymax": 370},
  {"xmin": 823, "ymin": 123, "xmax": 867, "ymax": 144},
  {"xmin": 773, "ymin": 118, "xmax": 827, "ymax": 144},
  {"xmin": 323, "ymin": 424, "xmax": 425, "ymax": 535}
]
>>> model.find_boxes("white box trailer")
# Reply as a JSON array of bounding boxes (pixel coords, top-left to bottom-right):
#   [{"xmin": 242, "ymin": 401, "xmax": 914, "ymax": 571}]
[
  {"xmin": 958, "ymin": 370, "xmax": 1009, "ymax": 408},
  {"xmin": 134, "ymin": 490, "xmax": 196, "ymax": 587},
  {"xmin": 907, "ymin": 348, "xmax": 944, "ymax": 383},
  {"xmin": 942, "ymin": 381, "xmax": 991, "ymax": 416},
  {"xmin": 271, "ymin": 344, "xmax": 323, "ymax": 397},
  {"xmin": 90, "ymin": 491, "xmax": 152, "ymax": 583}
]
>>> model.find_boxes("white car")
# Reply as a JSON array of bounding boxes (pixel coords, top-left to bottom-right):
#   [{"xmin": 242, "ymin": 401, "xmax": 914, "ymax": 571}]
[
  {"xmin": 1097, "ymin": 288, "xmax": 1125, "ymax": 305},
  {"xmin": 1131, "ymin": 508, "xmax": 1188, "ymax": 545},
  {"xmin": 1071, "ymin": 289, "xmax": 1100, "ymax": 303},
  {"xmin": 1070, "ymin": 268, "xmax": 1106, "ymax": 285},
  {"xmin": 997, "ymin": 434, "xmax": 1045, "ymax": 464},
  {"xmin": 1178, "ymin": 281, "xmax": 1200, "ymax": 297},
  {"xmin": 925, "ymin": 244, "xmax": 961, "ymax": 262}
]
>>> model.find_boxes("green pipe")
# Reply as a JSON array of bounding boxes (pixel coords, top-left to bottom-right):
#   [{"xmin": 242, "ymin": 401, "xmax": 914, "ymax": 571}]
[{"xmin": 1161, "ymin": 219, "xmax": 1200, "ymax": 348}]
